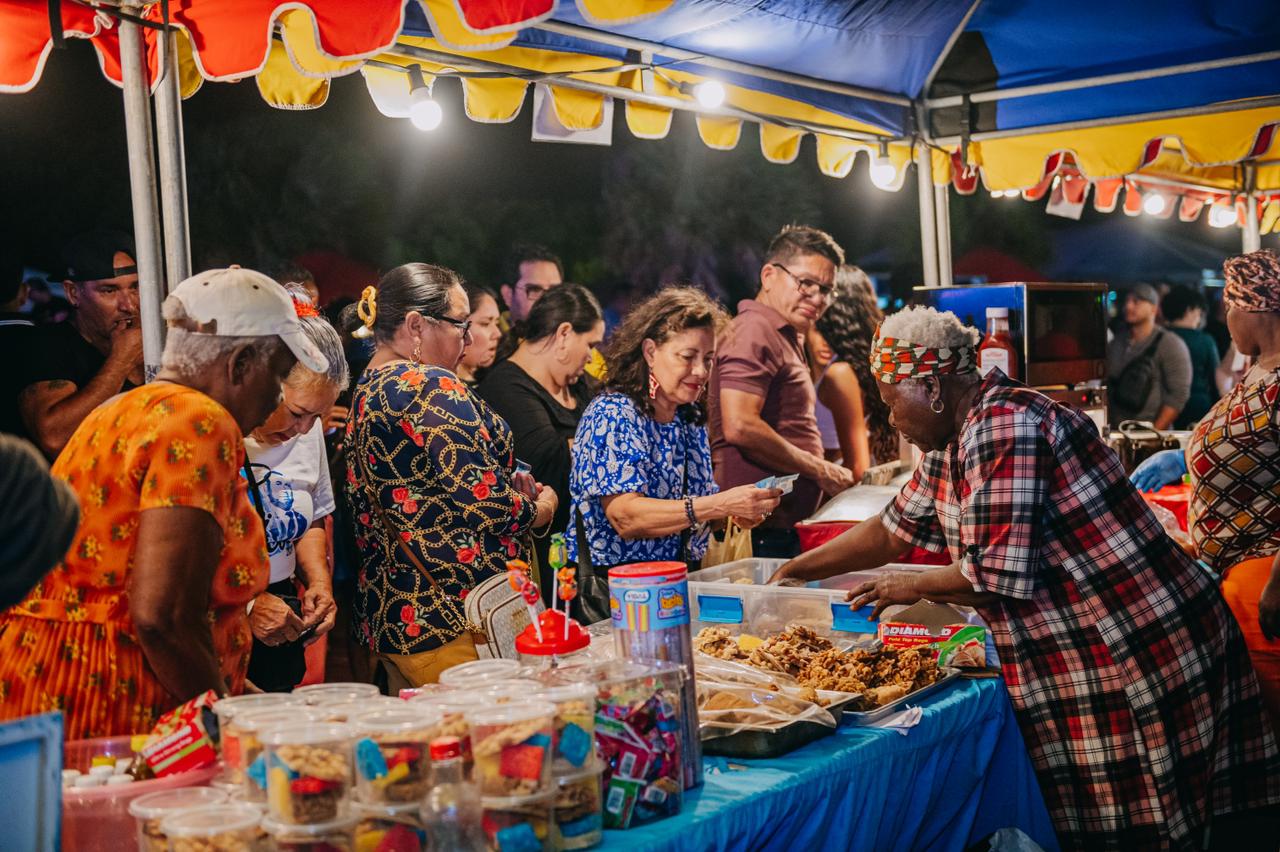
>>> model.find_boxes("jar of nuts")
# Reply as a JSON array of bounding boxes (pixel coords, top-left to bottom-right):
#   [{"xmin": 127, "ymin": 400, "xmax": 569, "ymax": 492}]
[
  {"xmin": 292, "ymin": 683, "xmax": 381, "ymax": 706},
  {"xmin": 158, "ymin": 802, "xmax": 265, "ymax": 851},
  {"xmin": 129, "ymin": 786, "xmax": 229, "ymax": 852},
  {"xmin": 234, "ymin": 708, "xmax": 325, "ymax": 801},
  {"xmin": 262, "ymin": 724, "xmax": 355, "ymax": 825},
  {"xmin": 261, "ymin": 814, "xmax": 359, "ymax": 851},
  {"xmin": 352, "ymin": 708, "xmax": 444, "ymax": 806}
]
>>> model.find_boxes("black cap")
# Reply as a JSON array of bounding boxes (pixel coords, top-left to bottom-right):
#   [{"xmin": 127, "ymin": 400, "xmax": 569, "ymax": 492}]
[{"xmin": 62, "ymin": 229, "xmax": 137, "ymax": 282}]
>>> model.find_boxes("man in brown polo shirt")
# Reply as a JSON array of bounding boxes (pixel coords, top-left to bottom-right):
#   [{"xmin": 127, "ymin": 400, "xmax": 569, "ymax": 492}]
[{"xmin": 709, "ymin": 225, "xmax": 855, "ymax": 557}]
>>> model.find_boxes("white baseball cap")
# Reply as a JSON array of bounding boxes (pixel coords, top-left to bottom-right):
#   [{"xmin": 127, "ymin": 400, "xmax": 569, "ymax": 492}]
[{"xmin": 167, "ymin": 267, "xmax": 329, "ymax": 373}]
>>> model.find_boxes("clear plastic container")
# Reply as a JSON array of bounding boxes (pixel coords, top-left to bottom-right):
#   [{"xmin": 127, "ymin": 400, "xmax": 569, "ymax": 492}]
[
  {"xmin": 311, "ymin": 698, "xmax": 403, "ymax": 724},
  {"xmin": 479, "ymin": 793, "xmax": 554, "ymax": 852},
  {"xmin": 530, "ymin": 683, "xmax": 597, "ymax": 774},
  {"xmin": 130, "ymin": 786, "xmax": 229, "ymax": 852},
  {"xmin": 466, "ymin": 702, "xmax": 556, "ymax": 797},
  {"xmin": 353, "ymin": 803, "xmax": 428, "ymax": 851},
  {"xmin": 262, "ymin": 724, "xmax": 355, "ymax": 825},
  {"xmin": 473, "ymin": 679, "xmax": 544, "ymax": 704},
  {"xmin": 437, "ymin": 659, "xmax": 522, "ymax": 687},
  {"xmin": 262, "ymin": 814, "xmax": 358, "ymax": 850},
  {"xmin": 159, "ymin": 802, "xmax": 265, "ymax": 851},
  {"xmin": 236, "ymin": 708, "xmax": 326, "ymax": 799},
  {"xmin": 411, "ymin": 693, "xmax": 479, "ymax": 767},
  {"xmin": 352, "ymin": 709, "xmax": 443, "ymax": 806},
  {"xmin": 293, "ymin": 683, "xmax": 382, "ymax": 705},
  {"xmin": 553, "ymin": 765, "xmax": 604, "ymax": 850}
]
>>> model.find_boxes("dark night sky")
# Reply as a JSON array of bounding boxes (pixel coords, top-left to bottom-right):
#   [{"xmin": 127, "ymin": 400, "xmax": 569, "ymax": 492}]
[{"xmin": 0, "ymin": 40, "xmax": 1257, "ymax": 298}]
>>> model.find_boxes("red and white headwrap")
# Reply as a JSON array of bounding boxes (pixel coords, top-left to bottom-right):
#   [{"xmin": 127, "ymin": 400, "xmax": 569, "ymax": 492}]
[{"xmin": 871, "ymin": 327, "xmax": 977, "ymax": 384}]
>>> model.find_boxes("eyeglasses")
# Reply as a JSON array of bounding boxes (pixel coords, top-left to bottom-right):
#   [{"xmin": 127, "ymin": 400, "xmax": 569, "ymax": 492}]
[
  {"xmin": 517, "ymin": 282, "xmax": 551, "ymax": 300},
  {"xmin": 771, "ymin": 263, "xmax": 836, "ymax": 301},
  {"xmin": 433, "ymin": 315, "xmax": 473, "ymax": 342}
]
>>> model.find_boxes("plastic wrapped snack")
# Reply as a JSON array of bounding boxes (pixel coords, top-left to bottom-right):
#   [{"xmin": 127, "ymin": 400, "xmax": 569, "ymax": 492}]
[
  {"xmin": 696, "ymin": 682, "xmax": 837, "ymax": 737},
  {"xmin": 262, "ymin": 815, "xmax": 358, "ymax": 851},
  {"xmin": 353, "ymin": 708, "xmax": 443, "ymax": 805},
  {"xmin": 529, "ymin": 683, "xmax": 597, "ymax": 775},
  {"xmin": 293, "ymin": 683, "xmax": 382, "ymax": 706},
  {"xmin": 352, "ymin": 804, "xmax": 427, "ymax": 852},
  {"xmin": 467, "ymin": 702, "xmax": 556, "ymax": 797},
  {"xmin": 263, "ymin": 724, "xmax": 355, "ymax": 825},
  {"xmin": 695, "ymin": 654, "xmax": 796, "ymax": 690},
  {"xmin": 238, "ymin": 708, "xmax": 325, "ymax": 801},
  {"xmin": 159, "ymin": 802, "xmax": 265, "ymax": 851},
  {"xmin": 479, "ymin": 793, "xmax": 554, "ymax": 852},
  {"xmin": 552, "ymin": 765, "xmax": 604, "ymax": 850},
  {"xmin": 438, "ymin": 659, "xmax": 523, "ymax": 687},
  {"xmin": 130, "ymin": 786, "xmax": 229, "ymax": 852}
]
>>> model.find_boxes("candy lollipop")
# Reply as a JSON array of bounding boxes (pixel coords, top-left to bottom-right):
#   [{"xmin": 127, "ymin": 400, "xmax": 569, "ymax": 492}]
[
  {"xmin": 506, "ymin": 559, "xmax": 543, "ymax": 642},
  {"xmin": 549, "ymin": 534, "xmax": 576, "ymax": 641}
]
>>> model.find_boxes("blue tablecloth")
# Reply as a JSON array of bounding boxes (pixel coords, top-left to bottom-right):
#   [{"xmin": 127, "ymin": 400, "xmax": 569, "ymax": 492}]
[{"xmin": 600, "ymin": 678, "xmax": 1058, "ymax": 852}]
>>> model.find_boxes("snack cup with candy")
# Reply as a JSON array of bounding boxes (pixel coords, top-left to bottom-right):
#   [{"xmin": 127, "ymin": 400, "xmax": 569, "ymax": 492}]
[
  {"xmin": 353, "ymin": 708, "xmax": 443, "ymax": 805},
  {"xmin": 530, "ymin": 683, "xmax": 597, "ymax": 775},
  {"xmin": 262, "ymin": 815, "xmax": 358, "ymax": 851},
  {"xmin": 479, "ymin": 793, "xmax": 554, "ymax": 852},
  {"xmin": 214, "ymin": 693, "xmax": 304, "ymax": 779},
  {"xmin": 158, "ymin": 802, "xmax": 265, "ymax": 852},
  {"xmin": 474, "ymin": 680, "xmax": 544, "ymax": 705},
  {"xmin": 466, "ymin": 702, "xmax": 556, "ymax": 798},
  {"xmin": 313, "ymin": 699, "xmax": 403, "ymax": 725},
  {"xmin": 263, "ymin": 724, "xmax": 355, "ymax": 825},
  {"xmin": 353, "ymin": 803, "xmax": 428, "ymax": 852},
  {"xmin": 294, "ymin": 683, "xmax": 382, "ymax": 706},
  {"xmin": 552, "ymin": 764, "xmax": 604, "ymax": 850},
  {"xmin": 410, "ymin": 693, "xmax": 477, "ymax": 769},
  {"xmin": 238, "ymin": 708, "xmax": 325, "ymax": 802},
  {"xmin": 437, "ymin": 659, "xmax": 522, "ymax": 688},
  {"xmin": 129, "ymin": 786, "xmax": 228, "ymax": 852}
]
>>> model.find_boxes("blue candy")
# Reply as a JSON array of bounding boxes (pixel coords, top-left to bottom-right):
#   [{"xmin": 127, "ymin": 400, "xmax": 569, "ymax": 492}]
[
  {"xmin": 558, "ymin": 723, "xmax": 591, "ymax": 767},
  {"xmin": 496, "ymin": 822, "xmax": 541, "ymax": 852},
  {"xmin": 559, "ymin": 812, "xmax": 602, "ymax": 838},
  {"xmin": 245, "ymin": 754, "xmax": 267, "ymax": 790},
  {"xmin": 356, "ymin": 737, "xmax": 389, "ymax": 780},
  {"xmin": 523, "ymin": 732, "xmax": 551, "ymax": 749}
]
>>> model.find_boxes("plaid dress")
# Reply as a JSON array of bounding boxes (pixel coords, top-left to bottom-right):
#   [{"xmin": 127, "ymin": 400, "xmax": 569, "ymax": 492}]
[{"xmin": 882, "ymin": 371, "xmax": 1280, "ymax": 850}]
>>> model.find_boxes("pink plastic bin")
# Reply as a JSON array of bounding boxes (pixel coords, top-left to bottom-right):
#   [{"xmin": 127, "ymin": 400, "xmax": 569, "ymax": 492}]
[{"xmin": 62, "ymin": 735, "xmax": 220, "ymax": 851}]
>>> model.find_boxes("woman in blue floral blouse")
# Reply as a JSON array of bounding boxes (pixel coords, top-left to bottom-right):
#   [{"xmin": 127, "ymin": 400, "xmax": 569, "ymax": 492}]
[
  {"xmin": 343, "ymin": 263, "xmax": 557, "ymax": 689},
  {"xmin": 568, "ymin": 287, "xmax": 781, "ymax": 571}
]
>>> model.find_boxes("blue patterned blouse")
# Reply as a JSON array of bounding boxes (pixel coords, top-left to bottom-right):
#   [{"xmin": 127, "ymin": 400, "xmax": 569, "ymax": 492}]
[{"xmin": 567, "ymin": 392, "xmax": 718, "ymax": 566}]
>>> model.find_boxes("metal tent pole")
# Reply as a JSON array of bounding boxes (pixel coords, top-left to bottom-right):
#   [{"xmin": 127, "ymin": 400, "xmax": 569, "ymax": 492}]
[
  {"xmin": 934, "ymin": 181, "xmax": 953, "ymax": 285},
  {"xmin": 118, "ymin": 7, "xmax": 166, "ymax": 380},
  {"xmin": 154, "ymin": 25, "xmax": 191, "ymax": 286},
  {"xmin": 916, "ymin": 146, "xmax": 940, "ymax": 287},
  {"xmin": 1244, "ymin": 163, "xmax": 1262, "ymax": 253}
]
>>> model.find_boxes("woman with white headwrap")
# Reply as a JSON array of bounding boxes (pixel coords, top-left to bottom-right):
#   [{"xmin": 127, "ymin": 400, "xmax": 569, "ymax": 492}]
[{"xmin": 773, "ymin": 305, "xmax": 1280, "ymax": 849}]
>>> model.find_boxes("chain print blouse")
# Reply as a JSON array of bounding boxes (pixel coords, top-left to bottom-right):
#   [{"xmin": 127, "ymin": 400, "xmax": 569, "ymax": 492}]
[{"xmin": 344, "ymin": 363, "xmax": 538, "ymax": 655}]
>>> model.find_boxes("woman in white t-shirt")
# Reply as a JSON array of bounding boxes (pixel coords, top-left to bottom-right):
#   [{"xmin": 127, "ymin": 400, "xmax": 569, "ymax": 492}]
[{"xmin": 243, "ymin": 290, "xmax": 350, "ymax": 691}]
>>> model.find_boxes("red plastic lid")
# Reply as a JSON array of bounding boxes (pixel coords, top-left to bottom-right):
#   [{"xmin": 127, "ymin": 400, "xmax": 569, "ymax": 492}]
[
  {"xmin": 429, "ymin": 736, "xmax": 463, "ymax": 762},
  {"xmin": 514, "ymin": 609, "xmax": 590, "ymax": 656},
  {"xmin": 606, "ymin": 561, "xmax": 687, "ymax": 580}
]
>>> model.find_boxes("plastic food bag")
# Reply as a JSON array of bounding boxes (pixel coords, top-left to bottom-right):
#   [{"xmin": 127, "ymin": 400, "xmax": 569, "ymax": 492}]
[
  {"xmin": 696, "ymin": 683, "xmax": 836, "ymax": 737},
  {"xmin": 695, "ymin": 654, "xmax": 796, "ymax": 689},
  {"xmin": 1148, "ymin": 500, "xmax": 1195, "ymax": 556}
]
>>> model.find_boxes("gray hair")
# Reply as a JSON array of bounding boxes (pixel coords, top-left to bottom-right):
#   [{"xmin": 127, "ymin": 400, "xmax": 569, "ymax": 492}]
[
  {"xmin": 878, "ymin": 305, "xmax": 979, "ymax": 350},
  {"xmin": 160, "ymin": 295, "xmax": 284, "ymax": 376},
  {"xmin": 282, "ymin": 284, "xmax": 349, "ymax": 393}
]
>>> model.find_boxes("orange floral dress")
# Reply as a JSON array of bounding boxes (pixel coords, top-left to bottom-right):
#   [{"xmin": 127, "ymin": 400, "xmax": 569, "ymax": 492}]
[{"xmin": 0, "ymin": 383, "xmax": 268, "ymax": 739}]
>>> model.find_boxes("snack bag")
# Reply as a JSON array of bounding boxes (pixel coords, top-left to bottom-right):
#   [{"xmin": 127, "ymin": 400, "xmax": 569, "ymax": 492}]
[{"xmin": 139, "ymin": 689, "xmax": 220, "ymax": 777}]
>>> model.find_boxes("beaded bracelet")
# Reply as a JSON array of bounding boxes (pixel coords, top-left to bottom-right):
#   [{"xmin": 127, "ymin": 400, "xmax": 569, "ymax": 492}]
[{"xmin": 683, "ymin": 495, "xmax": 698, "ymax": 528}]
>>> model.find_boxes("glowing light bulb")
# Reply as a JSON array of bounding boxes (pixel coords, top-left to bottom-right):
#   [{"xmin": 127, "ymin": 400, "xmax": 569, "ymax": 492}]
[
  {"xmin": 1003, "ymin": 189, "xmax": 1021, "ymax": 198},
  {"xmin": 1208, "ymin": 204, "xmax": 1237, "ymax": 228},
  {"xmin": 1142, "ymin": 193, "xmax": 1167, "ymax": 216},
  {"xmin": 869, "ymin": 157, "xmax": 897, "ymax": 190},
  {"xmin": 693, "ymin": 80, "xmax": 726, "ymax": 109},
  {"xmin": 409, "ymin": 88, "xmax": 443, "ymax": 131},
  {"xmin": 989, "ymin": 190, "xmax": 1002, "ymax": 198}
]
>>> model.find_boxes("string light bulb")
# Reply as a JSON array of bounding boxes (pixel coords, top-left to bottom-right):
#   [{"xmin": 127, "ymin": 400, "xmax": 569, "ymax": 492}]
[
  {"xmin": 407, "ymin": 65, "xmax": 442, "ymax": 132},
  {"xmin": 692, "ymin": 80, "xmax": 726, "ymax": 109},
  {"xmin": 868, "ymin": 139, "xmax": 896, "ymax": 190},
  {"xmin": 1142, "ymin": 193, "xmax": 1167, "ymax": 217},
  {"xmin": 1208, "ymin": 204, "xmax": 1237, "ymax": 228}
]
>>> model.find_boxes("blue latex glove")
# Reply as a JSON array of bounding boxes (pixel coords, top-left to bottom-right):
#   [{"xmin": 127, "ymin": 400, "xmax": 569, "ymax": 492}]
[{"xmin": 1130, "ymin": 449, "xmax": 1187, "ymax": 493}]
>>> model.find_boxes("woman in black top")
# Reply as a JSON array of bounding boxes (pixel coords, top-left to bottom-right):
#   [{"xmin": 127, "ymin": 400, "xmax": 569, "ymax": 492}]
[{"xmin": 477, "ymin": 285, "xmax": 604, "ymax": 602}]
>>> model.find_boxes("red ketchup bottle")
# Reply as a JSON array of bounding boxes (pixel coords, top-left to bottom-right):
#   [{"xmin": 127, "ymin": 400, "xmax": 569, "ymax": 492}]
[{"xmin": 978, "ymin": 307, "xmax": 1019, "ymax": 381}]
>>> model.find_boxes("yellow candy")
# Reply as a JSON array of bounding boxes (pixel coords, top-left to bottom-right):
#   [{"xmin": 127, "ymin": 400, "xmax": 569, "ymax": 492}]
[
  {"xmin": 268, "ymin": 766, "xmax": 293, "ymax": 819},
  {"xmin": 90, "ymin": 755, "xmax": 115, "ymax": 768},
  {"xmin": 356, "ymin": 829, "xmax": 387, "ymax": 852},
  {"xmin": 736, "ymin": 633, "xmax": 764, "ymax": 652},
  {"xmin": 371, "ymin": 760, "xmax": 410, "ymax": 789}
]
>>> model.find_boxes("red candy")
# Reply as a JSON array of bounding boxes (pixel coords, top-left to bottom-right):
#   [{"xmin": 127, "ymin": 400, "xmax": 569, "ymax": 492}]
[
  {"xmin": 290, "ymin": 776, "xmax": 342, "ymax": 795},
  {"xmin": 375, "ymin": 825, "xmax": 423, "ymax": 852},
  {"xmin": 499, "ymin": 744, "xmax": 545, "ymax": 780},
  {"xmin": 386, "ymin": 746, "xmax": 422, "ymax": 768}
]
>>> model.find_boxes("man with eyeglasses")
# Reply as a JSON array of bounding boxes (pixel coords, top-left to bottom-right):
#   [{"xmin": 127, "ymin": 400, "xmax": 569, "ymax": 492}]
[
  {"xmin": 499, "ymin": 243, "xmax": 564, "ymax": 333},
  {"xmin": 708, "ymin": 224, "xmax": 855, "ymax": 558}
]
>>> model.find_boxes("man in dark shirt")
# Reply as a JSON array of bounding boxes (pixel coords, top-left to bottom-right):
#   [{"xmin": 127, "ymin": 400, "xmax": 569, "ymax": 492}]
[
  {"xmin": 0, "ymin": 250, "xmax": 35, "ymax": 437},
  {"xmin": 18, "ymin": 230, "xmax": 144, "ymax": 459},
  {"xmin": 708, "ymin": 225, "xmax": 855, "ymax": 557}
]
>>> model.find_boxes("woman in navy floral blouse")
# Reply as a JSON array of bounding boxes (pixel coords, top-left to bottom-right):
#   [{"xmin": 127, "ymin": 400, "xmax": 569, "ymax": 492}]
[
  {"xmin": 343, "ymin": 263, "xmax": 558, "ymax": 689},
  {"xmin": 568, "ymin": 287, "xmax": 781, "ymax": 571}
]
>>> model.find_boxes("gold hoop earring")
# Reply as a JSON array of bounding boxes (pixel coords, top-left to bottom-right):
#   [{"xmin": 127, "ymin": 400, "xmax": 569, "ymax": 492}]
[{"xmin": 930, "ymin": 398, "xmax": 944, "ymax": 414}]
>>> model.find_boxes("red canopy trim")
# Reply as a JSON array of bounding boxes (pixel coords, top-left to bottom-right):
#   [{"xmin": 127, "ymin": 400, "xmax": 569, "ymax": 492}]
[{"xmin": 0, "ymin": 0, "xmax": 105, "ymax": 93}]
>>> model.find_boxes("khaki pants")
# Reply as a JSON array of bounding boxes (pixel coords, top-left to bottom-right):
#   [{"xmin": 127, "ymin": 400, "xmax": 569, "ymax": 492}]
[{"xmin": 378, "ymin": 632, "xmax": 478, "ymax": 692}]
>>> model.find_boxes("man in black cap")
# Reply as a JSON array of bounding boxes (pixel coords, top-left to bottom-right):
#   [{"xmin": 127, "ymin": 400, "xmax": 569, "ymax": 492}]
[
  {"xmin": 18, "ymin": 230, "xmax": 144, "ymax": 458},
  {"xmin": 1106, "ymin": 282, "xmax": 1192, "ymax": 429}
]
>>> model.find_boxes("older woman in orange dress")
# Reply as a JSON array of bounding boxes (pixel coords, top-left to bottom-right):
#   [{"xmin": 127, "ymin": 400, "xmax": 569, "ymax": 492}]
[{"xmin": 0, "ymin": 267, "xmax": 327, "ymax": 739}]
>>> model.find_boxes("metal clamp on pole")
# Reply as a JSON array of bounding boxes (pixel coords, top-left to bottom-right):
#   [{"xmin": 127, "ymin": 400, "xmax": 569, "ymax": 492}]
[{"xmin": 117, "ymin": 4, "xmax": 167, "ymax": 381}]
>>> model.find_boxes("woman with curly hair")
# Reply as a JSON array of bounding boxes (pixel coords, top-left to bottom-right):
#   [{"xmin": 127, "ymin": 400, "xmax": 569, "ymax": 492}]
[
  {"xmin": 809, "ymin": 265, "xmax": 897, "ymax": 478},
  {"xmin": 567, "ymin": 287, "xmax": 781, "ymax": 573}
]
